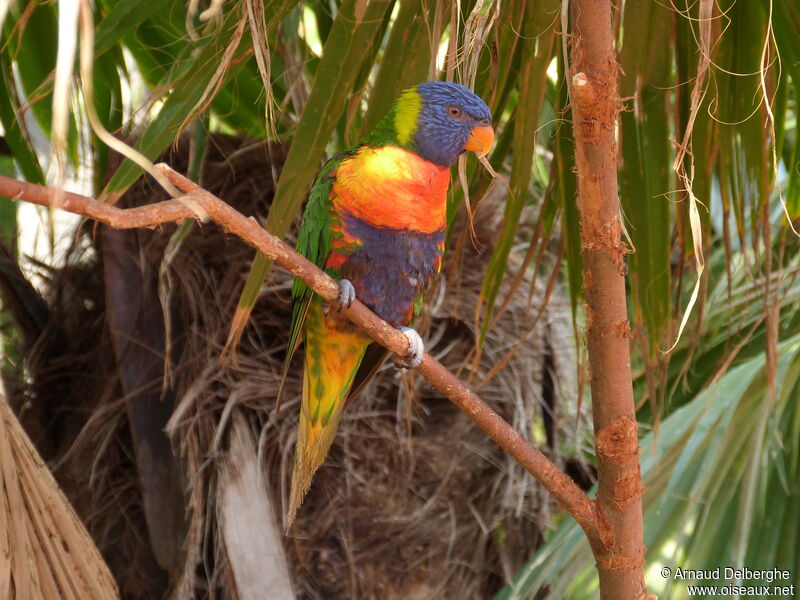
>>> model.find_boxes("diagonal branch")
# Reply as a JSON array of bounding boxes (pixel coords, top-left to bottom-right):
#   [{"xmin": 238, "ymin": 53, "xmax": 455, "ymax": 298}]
[{"xmin": 0, "ymin": 167, "xmax": 610, "ymax": 552}]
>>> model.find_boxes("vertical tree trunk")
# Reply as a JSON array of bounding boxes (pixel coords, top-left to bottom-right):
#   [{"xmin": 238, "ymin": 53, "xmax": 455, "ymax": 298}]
[{"xmin": 568, "ymin": 1, "xmax": 648, "ymax": 598}]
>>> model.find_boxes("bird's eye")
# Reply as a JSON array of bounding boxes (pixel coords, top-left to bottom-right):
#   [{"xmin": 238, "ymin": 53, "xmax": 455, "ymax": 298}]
[{"xmin": 448, "ymin": 105, "xmax": 462, "ymax": 119}]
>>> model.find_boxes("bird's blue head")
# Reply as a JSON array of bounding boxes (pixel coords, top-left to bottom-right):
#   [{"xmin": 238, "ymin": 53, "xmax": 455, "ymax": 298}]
[{"xmin": 392, "ymin": 81, "xmax": 494, "ymax": 167}]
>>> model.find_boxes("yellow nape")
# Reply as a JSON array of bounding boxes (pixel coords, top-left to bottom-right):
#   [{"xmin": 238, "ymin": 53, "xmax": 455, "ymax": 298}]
[
  {"xmin": 394, "ymin": 87, "xmax": 422, "ymax": 145},
  {"xmin": 358, "ymin": 145, "xmax": 417, "ymax": 179}
]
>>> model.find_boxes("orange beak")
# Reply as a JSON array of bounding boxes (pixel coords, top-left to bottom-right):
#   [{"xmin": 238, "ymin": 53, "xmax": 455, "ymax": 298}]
[{"xmin": 464, "ymin": 124, "xmax": 494, "ymax": 156}]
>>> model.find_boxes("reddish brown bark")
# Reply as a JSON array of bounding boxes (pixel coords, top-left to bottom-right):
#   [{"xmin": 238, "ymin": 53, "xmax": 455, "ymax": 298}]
[
  {"xmin": 0, "ymin": 168, "xmax": 608, "ymax": 553},
  {"xmin": 569, "ymin": 0, "xmax": 648, "ymax": 598}
]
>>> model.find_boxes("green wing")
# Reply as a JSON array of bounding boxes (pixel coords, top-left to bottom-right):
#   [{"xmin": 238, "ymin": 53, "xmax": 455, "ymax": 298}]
[
  {"xmin": 289, "ymin": 156, "xmax": 340, "ymax": 304},
  {"xmin": 278, "ymin": 155, "xmax": 342, "ymax": 403}
]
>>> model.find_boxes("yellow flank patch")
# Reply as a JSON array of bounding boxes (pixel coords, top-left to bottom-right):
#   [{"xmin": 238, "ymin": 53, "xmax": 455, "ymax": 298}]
[
  {"xmin": 394, "ymin": 87, "xmax": 422, "ymax": 146},
  {"xmin": 303, "ymin": 300, "xmax": 369, "ymax": 427}
]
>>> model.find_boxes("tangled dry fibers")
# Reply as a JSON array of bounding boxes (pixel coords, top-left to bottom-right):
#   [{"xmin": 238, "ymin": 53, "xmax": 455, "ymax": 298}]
[{"xmin": 6, "ymin": 134, "xmax": 592, "ymax": 599}]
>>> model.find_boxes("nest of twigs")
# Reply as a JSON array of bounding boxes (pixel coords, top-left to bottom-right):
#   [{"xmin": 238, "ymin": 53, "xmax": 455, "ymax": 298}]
[{"xmin": 3, "ymin": 134, "xmax": 592, "ymax": 599}]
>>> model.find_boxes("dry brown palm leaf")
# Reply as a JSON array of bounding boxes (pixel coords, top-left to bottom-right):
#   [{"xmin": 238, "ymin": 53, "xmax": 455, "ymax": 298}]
[
  {"xmin": 219, "ymin": 413, "xmax": 294, "ymax": 599},
  {"xmin": 0, "ymin": 394, "xmax": 119, "ymax": 599}
]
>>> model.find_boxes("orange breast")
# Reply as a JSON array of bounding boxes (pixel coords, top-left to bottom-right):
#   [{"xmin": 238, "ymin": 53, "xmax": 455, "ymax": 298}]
[{"xmin": 331, "ymin": 145, "xmax": 450, "ymax": 233}]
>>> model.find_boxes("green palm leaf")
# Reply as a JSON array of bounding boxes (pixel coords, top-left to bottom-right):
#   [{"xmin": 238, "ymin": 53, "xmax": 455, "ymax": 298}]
[
  {"xmin": 226, "ymin": 0, "xmax": 395, "ymax": 353},
  {"xmin": 497, "ymin": 334, "xmax": 800, "ymax": 599}
]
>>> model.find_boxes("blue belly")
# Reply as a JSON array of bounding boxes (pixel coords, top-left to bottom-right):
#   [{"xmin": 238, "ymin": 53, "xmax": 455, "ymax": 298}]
[{"xmin": 339, "ymin": 211, "xmax": 444, "ymax": 326}]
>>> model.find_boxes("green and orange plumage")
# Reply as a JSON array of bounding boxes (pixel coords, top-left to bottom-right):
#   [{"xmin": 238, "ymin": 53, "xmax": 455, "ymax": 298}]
[{"xmin": 285, "ymin": 82, "xmax": 493, "ymax": 525}]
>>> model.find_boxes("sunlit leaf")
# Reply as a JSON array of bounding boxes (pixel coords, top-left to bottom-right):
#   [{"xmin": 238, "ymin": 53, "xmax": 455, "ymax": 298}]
[
  {"xmin": 229, "ymin": 0, "xmax": 396, "ymax": 352},
  {"xmin": 94, "ymin": 0, "xmax": 164, "ymax": 58},
  {"xmin": 497, "ymin": 336, "xmax": 800, "ymax": 599},
  {"xmin": 0, "ymin": 57, "xmax": 44, "ymax": 184},
  {"xmin": 619, "ymin": 0, "xmax": 672, "ymax": 354},
  {"xmin": 101, "ymin": 2, "xmax": 251, "ymax": 199},
  {"xmin": 477, "ymin": 0, "xmax": 559, "ymax": 344}
]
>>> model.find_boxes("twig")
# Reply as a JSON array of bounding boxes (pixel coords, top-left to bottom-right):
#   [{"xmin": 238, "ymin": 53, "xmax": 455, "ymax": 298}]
[{"xmin": 0, "ymin": 167, "xmax": 608, "ymax": 551}]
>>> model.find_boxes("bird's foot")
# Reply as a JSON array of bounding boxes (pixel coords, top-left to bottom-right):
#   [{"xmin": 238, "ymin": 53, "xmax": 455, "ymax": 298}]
[
  {"xmin": 325, "ymin": 279, "xmax": 356, "ymax": 316},
  {"xmin": 337, "ymin": 279, "xmax": 356, "ymax": 311},
  {"xmin": 393, "ymin": 327, "xmax": 424, "ymax": 369}
]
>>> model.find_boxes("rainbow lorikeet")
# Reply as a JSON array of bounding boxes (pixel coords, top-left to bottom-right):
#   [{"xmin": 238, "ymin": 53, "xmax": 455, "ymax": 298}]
[{"xmin": 285, "ymin": 81, "xmax": 493, "ymax": 525}]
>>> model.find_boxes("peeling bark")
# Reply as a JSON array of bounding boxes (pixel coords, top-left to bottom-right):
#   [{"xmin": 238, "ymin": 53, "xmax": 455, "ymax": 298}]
[{"xmin": 568, "ymin": 0, "xmax": 648, "ymax": 597}]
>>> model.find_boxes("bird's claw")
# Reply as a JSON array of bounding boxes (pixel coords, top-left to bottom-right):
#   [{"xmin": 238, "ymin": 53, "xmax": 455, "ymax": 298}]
[
  {"xmin": 393, "ymin": 327, "xmax": 424, "ymax": 369},
  {"xmin": 337, "ymin": 279, "xmax": 356, "ymax": 311}
]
